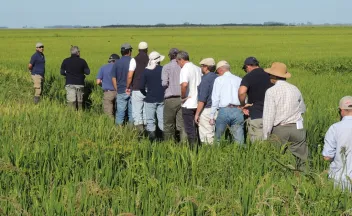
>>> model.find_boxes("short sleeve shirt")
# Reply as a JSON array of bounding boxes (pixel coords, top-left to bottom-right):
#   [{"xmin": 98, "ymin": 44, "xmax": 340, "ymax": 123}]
[
  {"xmin": 30, "ymin": 51, "xmax": 45, "ymax": 76},
  {"xmin": 197, "ymin": 72, "xmax": 217, "ymax": 108},
  {"xmin": 96, "ymin": 63, "xmax": 115, "ymax": 91},
  {"xmin": 179, "ymin": 62, "xmax": 202, "ymax": 109},
  {"xmin": 240, "ymin": 68, "xmax": 273, "ymax": 119}
]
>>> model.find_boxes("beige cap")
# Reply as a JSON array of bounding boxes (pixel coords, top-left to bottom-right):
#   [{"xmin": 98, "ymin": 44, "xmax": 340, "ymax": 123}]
[
  {"xmin": 216, "ymin": 60, "xmax": 230, "ymax": 70},
  {"xmin": 36, "ymin": 42, "xmax": 43, "ymax": 48},
  {"xmin": 199, "ymin": 58, "xmax": 215, "ymax": 66},
  {"xmin": 339, "ymin": 96, "xmax": 352, "ymax": 109},
  {"xmin": 264, "ymin": 62, "xmax": 291, "ymax": 78},
  {"xmin": 138, "ymin": 41, "xmax": 148, "ymax": 49}
]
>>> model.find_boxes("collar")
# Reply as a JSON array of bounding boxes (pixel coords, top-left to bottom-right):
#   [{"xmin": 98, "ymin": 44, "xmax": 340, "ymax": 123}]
[
  {"xmin": 223, "ymin": 71, "xmax": 231, "ymax": 76},
  {"xmin": 275, "ymin": 80, "xmax": 287, "ymax": 85},
  {"xmin": 342, "ymin": 116, "xmax": 352, "ymax": 120},
  {"xmin": 70, "ymin": 54, "xmax": 79, "ymax": 58}
]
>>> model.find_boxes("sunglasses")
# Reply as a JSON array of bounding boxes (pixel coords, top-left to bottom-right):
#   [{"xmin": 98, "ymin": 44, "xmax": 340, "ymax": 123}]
[{"xmin": 38, "ymin": 46, "xmax": 44, "ymax": 48}]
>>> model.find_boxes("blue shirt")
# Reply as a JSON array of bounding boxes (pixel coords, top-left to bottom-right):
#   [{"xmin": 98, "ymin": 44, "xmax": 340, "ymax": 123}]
[
  {"xmin": 111, "ymin": 56, "xmax": 131, "ymax": 94},
  {"xmin": 197, "ymin": 72, "xmax": 217, "ymax": 108},
  {"xmin": 30, "ymin": 51, "xmax": 45, "ymax": 76},
  {"xmin": 96, "ymin": 63, "xmax": 115, "ymax": 91},
  {"xmin": 322, "ymin": 116, "xmax": 352, "ymax": 188},
  {"xmin": 140, "ymin": 65, "xmax": 165, "ymax": 103}
]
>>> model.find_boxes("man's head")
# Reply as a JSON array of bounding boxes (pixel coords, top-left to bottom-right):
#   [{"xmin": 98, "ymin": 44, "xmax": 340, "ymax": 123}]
[
  {"xmin": 216, "ymin": 60, "xmax": 230, "ymax": 76},
  {"xmin": 242, "ymin": 57, "xmax": 259, "ymax": 73},
  {"xmin": 339, "ymin": 96, "xmax": 352, "ymax": 118},
  {"xmin": 36, "ymin": 42, "xmax": 44, "ymax": 53},
  {"xmin": 176, "ymin": 51, "xmax": 190, "ymax": 68},
  {"xmin": 264, "ymin": 62, "xmax": 291, "ymax": 84},
  {"xmin": 138, "ymin": 41, "xmax": 148, "ymax": 53},
  {"xmin": 121, "ymin": 43, "xmax": 133, "ymax": 56},
  {"xmin": 108, "ymin": 54, "xmax": 120, "ymax": 63},
  {"xmin": 199, "ymin": 58, "xmax": 216, "ymax": 74},
  {"xmin": 70, "ymin": 46, "xmax": 80, "ymax": 56},
  {"xmin": 168, "ymin": 48, "xmax": 179, "ymax": 60}
]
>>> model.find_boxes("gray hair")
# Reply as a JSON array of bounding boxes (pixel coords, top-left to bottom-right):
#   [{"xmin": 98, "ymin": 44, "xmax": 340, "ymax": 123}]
[
  {"xmin": 70, "ymin": 46, "xmax": 80, "ymax": 55},
  {"xmin": 176, "ymin": 51, "xmax": 189, "ymax": 61},
  {"xmin": 222, "ymin": 65, "xmax": 230, "ymax": 71}
]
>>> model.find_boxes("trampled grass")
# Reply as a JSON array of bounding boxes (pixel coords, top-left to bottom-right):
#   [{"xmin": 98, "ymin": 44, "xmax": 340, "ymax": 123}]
[{"xmin": 0, "ymin": 27, "xmax": 352, "ymax": 215}]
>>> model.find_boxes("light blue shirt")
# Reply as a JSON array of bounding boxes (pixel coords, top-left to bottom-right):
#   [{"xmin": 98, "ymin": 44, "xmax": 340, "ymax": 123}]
[
  {"xmin": 210, "ymin": 71, "xmax": 242, "ymax": 119},
  {"xmin": 322, "ymin": 116, "xmax": 352, "ymax": 189}
]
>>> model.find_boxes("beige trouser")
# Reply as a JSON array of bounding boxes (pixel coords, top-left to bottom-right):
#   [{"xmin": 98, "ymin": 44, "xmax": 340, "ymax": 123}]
[
  {"xmin": 31, "ymin": 75, "xmax": 43, "ymax": 97},
  {"xmin": 199, "ymin": 108, "xmax": 215, "ymax": 144},
  {"xmin": 247, "ymin": 118, "xmax": 264, "ymax": 142},
  {"xmin": 103, "ymin": 90, "xmax": 116, "ymax": 118}
]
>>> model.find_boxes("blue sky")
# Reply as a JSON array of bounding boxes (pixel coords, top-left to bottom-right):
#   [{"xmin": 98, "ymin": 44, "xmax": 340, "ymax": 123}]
[{"xmin": 1, "ymin": 0, "xmax": 351, "ymax": 28}]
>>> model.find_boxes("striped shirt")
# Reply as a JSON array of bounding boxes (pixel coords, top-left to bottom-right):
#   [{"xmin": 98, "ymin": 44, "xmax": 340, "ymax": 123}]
[
  {"xmin": 263, "ymin": 80, "xmax": 306, "ymax": 139},
  {"xmin": 161, "ymin": 59, "xmax": 182, "ymax": 98}
]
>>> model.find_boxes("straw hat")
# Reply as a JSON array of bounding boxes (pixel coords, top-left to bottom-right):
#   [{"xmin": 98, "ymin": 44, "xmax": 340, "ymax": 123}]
[{"xmin": 264, "ymin": 62, "xmax": 291, "ymax": 78}]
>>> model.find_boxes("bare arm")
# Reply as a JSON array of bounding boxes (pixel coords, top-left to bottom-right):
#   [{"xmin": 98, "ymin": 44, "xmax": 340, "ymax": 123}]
[
  {"xmin": 28, "ymin": 64, "xmax": 33, "ymax": 71},
  {"xmin": 323, "ymin": 156, "xmax": 333, "ymax": 161},
  {"xmin": 126, "ymin": 71, "xmax": 134, "ymax": 90},
  {"xmin": 181, "ymin": 82, "xmax": 188, "ymax": 100},
  {"xmin": 195, "ymin": 101, "xmax": 205, "ymax": 124},
  {"xmin": 238, "ymin": 86, "xmax": 248, "ymax": 106},
  {"xmin": 96, "ymin": 79, "xmax": 102, "ymax": 85}
]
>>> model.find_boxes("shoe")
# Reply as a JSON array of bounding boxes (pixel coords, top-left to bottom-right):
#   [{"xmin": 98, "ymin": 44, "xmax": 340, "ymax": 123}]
[
  {"xmin": 34, "ymin": 96, "xmax": 40, "ymax": 104},
  {"xmin": 148, "ymin": 131, "xmax": 156, "ymax": 143}
]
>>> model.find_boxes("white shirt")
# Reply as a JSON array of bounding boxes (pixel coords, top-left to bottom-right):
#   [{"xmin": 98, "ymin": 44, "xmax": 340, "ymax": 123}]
[
  {"xmin": 322, "ymin": 116, "xmax": 352, "ymax": 190},
  {"xmin": 129, "ymin": 58, "xmax": 136, "ymax": 71},
  {"xmin": 262, "ymin": 80, "xmax": 306, "ymax": 139},
  {"xmin": 210, "ymin": 71, "xmax": 242, "ymax": 119},
  {"xmin": 179, "ymin": 62, "xmax": 202, "ymax": 109}
]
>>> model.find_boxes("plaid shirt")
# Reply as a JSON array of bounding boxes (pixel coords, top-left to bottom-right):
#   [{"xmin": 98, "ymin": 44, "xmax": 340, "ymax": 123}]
[{"xmin": 263, "ymin": 80, "xmax": 306, "ymax": 139}]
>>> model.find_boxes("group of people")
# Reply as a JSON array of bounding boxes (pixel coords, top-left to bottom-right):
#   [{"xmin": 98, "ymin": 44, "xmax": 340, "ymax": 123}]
[{"xmin": 28, "ymin": 41, "xmax": 351, "ymax": 191}]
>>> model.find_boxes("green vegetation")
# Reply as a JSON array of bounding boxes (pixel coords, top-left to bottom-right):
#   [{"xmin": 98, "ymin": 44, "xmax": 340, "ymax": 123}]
[{"xmin": 0, "ymin": 27, "xmax": 352, "ymax": 215}]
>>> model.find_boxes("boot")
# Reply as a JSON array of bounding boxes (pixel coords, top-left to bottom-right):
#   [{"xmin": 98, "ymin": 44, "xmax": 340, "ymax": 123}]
[
  {"xmin": 148, "ymin": 131, "xmax": 156, "ymax": 143},
  {"xmin": 34, "ymin": 96, "xmax": 40, "ymax": 104},
  {"xmin": 67, "ymin": 102, "xmax": 76, "ymax": 110},
  {"xmin": 77, "ymin": 102, "xmax": 83, "ymax": 111}
]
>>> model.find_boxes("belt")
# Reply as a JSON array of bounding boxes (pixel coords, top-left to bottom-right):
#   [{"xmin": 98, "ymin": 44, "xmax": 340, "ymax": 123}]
[
  {"xmin": 226, "ymin": 104, "xmax": 241, "ymax": 108},
  {"xmin": 165, "ymin": 95, "xmax": 180, "ymax": 99},
  {"xmin": 103, "ymin": 90, "xmax": 116, "ymax": 92},
  {"xmin": 276, "ymin": 123, "xmax": 296, "ymax": 127}
]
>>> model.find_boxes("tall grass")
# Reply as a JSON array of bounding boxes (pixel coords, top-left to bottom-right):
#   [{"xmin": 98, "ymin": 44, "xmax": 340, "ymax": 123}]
[{"xmin": 1, "ymin": 27, "xmax": 352, "ymax": 215}]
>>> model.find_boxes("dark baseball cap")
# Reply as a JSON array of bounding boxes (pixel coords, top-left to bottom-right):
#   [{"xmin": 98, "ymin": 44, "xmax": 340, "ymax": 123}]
[
  {"xmin": 168, "ymin": 48, "xmax": 179, "ymax": 56},
  {"xmin": 108, "ymin": 54, "xmax": 120, "ymax": 62},
  {"xmin": 242, "ymin": 56, "xmax": 259, "ymax": 69},
  {"xmin": 121, "ymin": 43, "xmax": 133, "ymax": 50}
]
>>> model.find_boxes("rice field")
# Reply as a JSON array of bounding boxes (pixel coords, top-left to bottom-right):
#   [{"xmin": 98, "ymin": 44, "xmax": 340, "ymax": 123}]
[{"xmin": 0, "ymin": 27, "xmax": 352, "ymax": 215}]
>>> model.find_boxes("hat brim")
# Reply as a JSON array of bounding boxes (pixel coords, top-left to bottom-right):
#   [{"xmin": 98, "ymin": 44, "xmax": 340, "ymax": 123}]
[{"xmin": 264, "ymin": 68, "xmax": 291, "ymax": 78}]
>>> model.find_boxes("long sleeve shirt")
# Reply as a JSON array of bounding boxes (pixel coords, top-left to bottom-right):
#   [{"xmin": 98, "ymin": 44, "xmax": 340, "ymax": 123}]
[
  {"xmin": 262, "ymin": 80, "xmax": 306, "ymax": 139},
  {"xmin": 322, "ymin": 116, "xmax": 352, "ymax": 186},
  {"xmin": 161, "ymin": 59, "xmax": 181, "ymax": 98},
  {"xmin": 210, "ymin": 71, "xmax": 242, "ymax": 119}
]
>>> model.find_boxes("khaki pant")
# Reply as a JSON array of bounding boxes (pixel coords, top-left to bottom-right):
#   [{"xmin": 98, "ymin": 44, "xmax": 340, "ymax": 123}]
[
  {"xmin": 199, "ymin": 108, "xmax": 215, "ymax": 144},
  {"xmin": 31, "ymin": 75, "xmax": 43, "ymax": 97},
  {"xmin": 270, "ymin": 124, "xmax": 308, "ymax": 171},
  {"xmin": 103, "ymin": 91, "xmax": 116, "ymax": 118},
  {"xmin": 163, "ymin": 97, "xmax": 186, "ymax": 142},
  {"xmin": 65, "ymin": 85, "xmax": 84, "ymax": 103},
  {"xmin": 247, "ymin": 118, "xmax": 264, "ymax": 142}
]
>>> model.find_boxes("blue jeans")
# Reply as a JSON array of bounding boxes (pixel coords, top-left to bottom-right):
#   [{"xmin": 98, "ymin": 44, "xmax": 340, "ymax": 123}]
[
  {"xmin": 215, "ymin": 107, "xmax": 244, "ymax": 144},
  {"xmin": 145, "ymin": 102, "xmax": 164, "ymax": 132},
  {"xmin": 132, "ymin": 91, "xmax": 146, "ymax": 125},
  {"xmin": 115, "ymin": 93, "xmax": 133, "ymax": 125}
]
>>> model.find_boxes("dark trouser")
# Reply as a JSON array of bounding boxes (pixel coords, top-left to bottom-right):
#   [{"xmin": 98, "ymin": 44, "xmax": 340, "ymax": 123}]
[
  {"xmin": 182, "ymin": 107, "xmax": 198, "ymax": 147},
  {"xmin": 270, "ymin": 124, "xmax": 308, "ymax": 171},
  {"xmin": 163, "ymin": 97, "xmax": 186, "ymax": 142}
]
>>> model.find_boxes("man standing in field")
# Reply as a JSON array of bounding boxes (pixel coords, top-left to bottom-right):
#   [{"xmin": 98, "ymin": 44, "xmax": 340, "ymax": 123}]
[
  {"xmin": 28, "ymin": 42, "xmax": 45, "ymax": 104},
  {"xmin": 177, "ymin": 51, "xmax": 202, "ymax": 147},
  {"xmin": 140, "ymin": 51, "xmax": 165, "ymax": 142},
  {"xmin": 211, "ymin": 61, "xmax": 244, "ymax": 144},
  {"xmin": 96, "ymin": 54, "xmax": 120, "ymax": 118},
  {"xmin": 194, "ymin": 58, "xmax": 217, "ymax": 144},
  {"xmin": 126, "ymin": 42, "xmax": 149, "ymax": 133},
  {"xmin": 238, "ymin": 57, "xmax": 273, "ymax": 142},
  {"xmin": 111, "ymin": 43, "xmax": 135, "ymax": 126},
  {"xmin": 60, "ymin": 46, "xmax": 90, "ymax": 110},
  {"xmin": 162, "ymin": 48, "xmax": 186, "ymax": 142},
  {"xmin": 322, "ymin": 96, "xmax": 352, "ymax": 191},
  {"xmin": 262, "ymin": 62, "xmax": 308, "ymax": 171}
]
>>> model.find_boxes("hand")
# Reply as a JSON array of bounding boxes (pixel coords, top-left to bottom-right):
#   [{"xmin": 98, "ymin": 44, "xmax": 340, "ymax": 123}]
[
  {"xmin": 242, "ymin": 108, "xmax": 250, "ymax": 116},
  {"xmin": 125, "ymin": 88, "xmax": 131, "ymax": 95},
  {"xmin": 240, "ymin": 103, "xmax": 252, "ymax": 116},
  {"xmin": 194, "ymin": 114, "xmax": 200, "ymax": 125},
  {"xmin": 209, "ymin": 119, "xmax": 215, "ymax": 125}
]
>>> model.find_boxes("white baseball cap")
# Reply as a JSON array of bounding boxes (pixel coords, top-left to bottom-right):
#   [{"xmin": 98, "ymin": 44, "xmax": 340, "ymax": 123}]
[
  {"xmin": 36, "ymin": 42, "xmax": 44, "ymax": 48},
  {"xmin": 216, "ymin": 60, "xmax": 230, "ymax": 70},
  {"xmin": 138, "ymin": 41, "xmax": 148, "ymax": 49}
]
